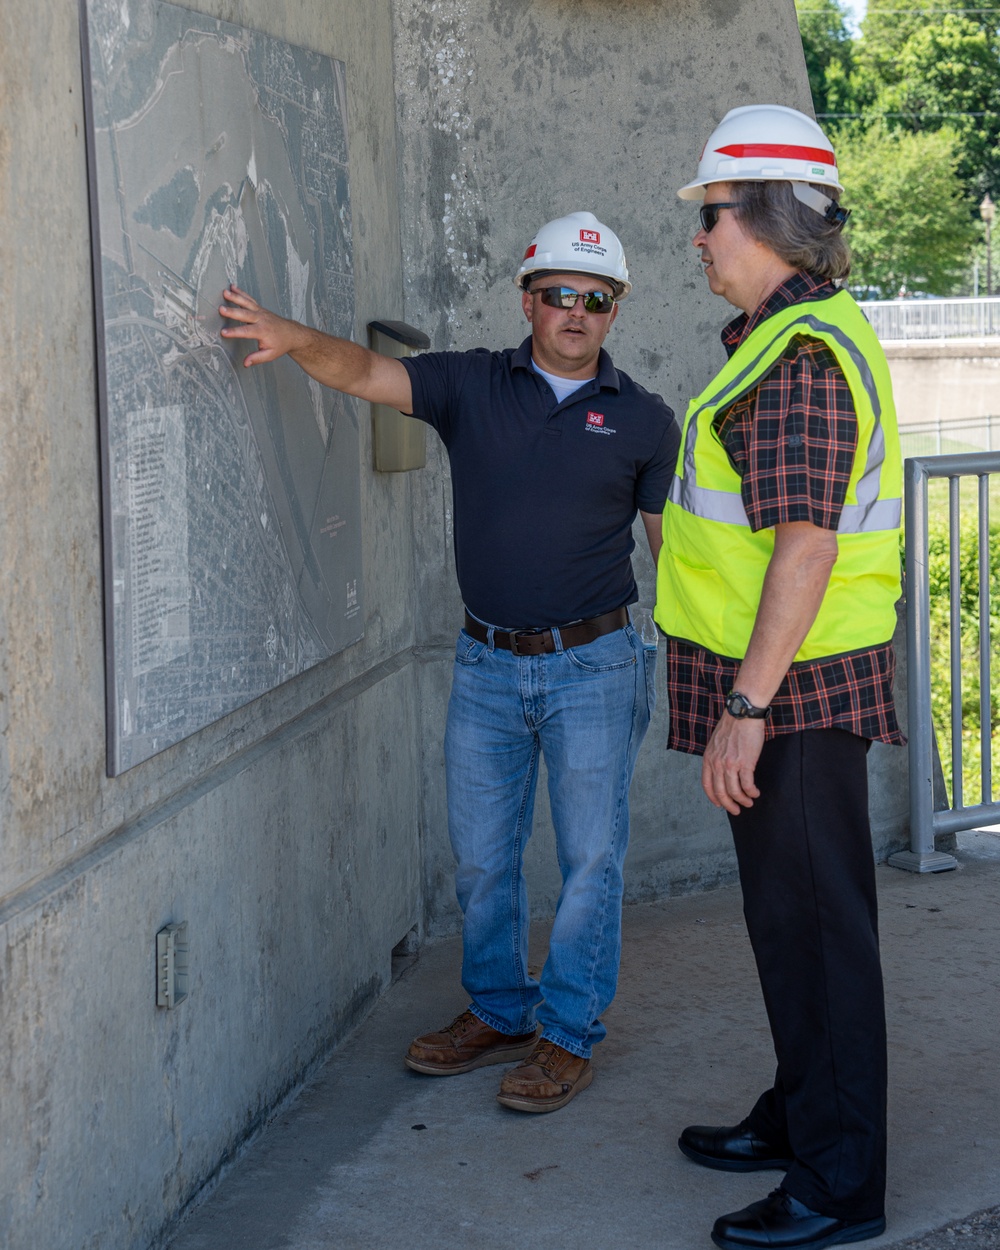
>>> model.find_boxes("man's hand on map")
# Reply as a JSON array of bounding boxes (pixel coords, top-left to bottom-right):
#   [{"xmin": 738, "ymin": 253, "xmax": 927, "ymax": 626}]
[
  {"xmin": 219, "ymin": 285, "xmax": 308, "ymax": 366},
  {"xmin": 219, "ymin": 284, "xmax": 414, "ymax": 410}
]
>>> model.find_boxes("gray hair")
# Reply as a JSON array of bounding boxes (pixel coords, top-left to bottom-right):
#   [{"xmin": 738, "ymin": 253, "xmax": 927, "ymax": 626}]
[{"xmin": 729, "ymin": 180, "xmax": 851, "ymax": 281}]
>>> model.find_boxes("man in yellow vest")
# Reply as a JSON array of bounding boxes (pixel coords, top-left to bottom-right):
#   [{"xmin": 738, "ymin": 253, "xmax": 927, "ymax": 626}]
[{"xmin": 655, "ymin": 106, "xmax": 905, "ymax": 1250}]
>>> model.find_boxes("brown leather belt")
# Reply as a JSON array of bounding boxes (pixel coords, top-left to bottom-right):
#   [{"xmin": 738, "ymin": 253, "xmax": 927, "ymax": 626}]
[{"xmin": 463, "ymin": 606, "xmax": 629, "ymax": 656}]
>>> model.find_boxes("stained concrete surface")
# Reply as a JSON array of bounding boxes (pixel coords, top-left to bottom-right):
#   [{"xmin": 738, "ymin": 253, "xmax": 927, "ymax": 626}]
[
  {"xmin": 164, "ymin": 832, "xmax": 1000, "ymax": 1250},
  {"xmin": 884, "ymin": 341, "xmax": 1000, "ymax": 429}
]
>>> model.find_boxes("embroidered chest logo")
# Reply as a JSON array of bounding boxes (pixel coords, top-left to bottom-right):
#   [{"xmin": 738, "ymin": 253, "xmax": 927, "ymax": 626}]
[{"xmin": 585, "ymin": 410, "xmax": 617, "ymax": 436}]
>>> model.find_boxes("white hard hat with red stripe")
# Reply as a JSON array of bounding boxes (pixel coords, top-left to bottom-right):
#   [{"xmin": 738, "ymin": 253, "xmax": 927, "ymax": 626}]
[
  {"xmin": 678, "ymin": 105, "xmax": 845, "ymax": 220},
  {"xmin": 514, "ymin": 211, "xmax": 632, "ymax": 299}
]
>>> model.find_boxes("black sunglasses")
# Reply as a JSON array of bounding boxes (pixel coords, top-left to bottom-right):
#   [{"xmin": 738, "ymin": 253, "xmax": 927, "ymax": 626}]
[
  {"xmin": 699, "ymin": 202, "xmax": 737, "ymax": 233},
  {"xmin": 534, "ymin": 286, "xmax": 616, "ymax": 315}
]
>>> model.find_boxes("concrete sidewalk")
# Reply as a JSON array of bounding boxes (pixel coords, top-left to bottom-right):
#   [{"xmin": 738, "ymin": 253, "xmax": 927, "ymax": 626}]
[{"xmin": 165, "ymin": 833, "xmax": 1000, "ymax": 1250}]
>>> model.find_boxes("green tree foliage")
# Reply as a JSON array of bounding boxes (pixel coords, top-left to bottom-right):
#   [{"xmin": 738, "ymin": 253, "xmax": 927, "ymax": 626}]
[
  {"xmin": 837, "ymin": 122, "xmax": 977, "ymax": 296},
  {"xmin": 870, "ymin": 16, "xmax": 1000, "ymax": 197},
  {"xmin": 853, "ymin": 0, "xmax": 999, "ymax": 102},
  {"xmin": 794, "ymin": 0, "xmax": 855, "ymax": 117},
  {"xmin": 853, "ymin": 0, "xmax": 933, "ymax": 101},
  {"xmin": 796, "ymin": 0, "xmax": 1000, "ymax": 293}
]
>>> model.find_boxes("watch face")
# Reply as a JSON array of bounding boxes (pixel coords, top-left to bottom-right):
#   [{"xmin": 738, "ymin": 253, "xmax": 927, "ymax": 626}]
[{"xmin": 726, "ymin": 691, "xmax": 768, "ymax": 719}]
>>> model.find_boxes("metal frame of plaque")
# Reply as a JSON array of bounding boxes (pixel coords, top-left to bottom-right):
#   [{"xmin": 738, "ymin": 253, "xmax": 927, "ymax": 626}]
[{"xmin": 80, "ymin": 0, "xmax": 364, "ymax": 775}]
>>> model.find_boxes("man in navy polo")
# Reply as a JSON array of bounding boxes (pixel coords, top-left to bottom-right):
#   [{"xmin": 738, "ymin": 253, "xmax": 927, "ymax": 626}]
[{"xmin": 220, "ymin": 211, "xmax": 678, "ymax": 1112}]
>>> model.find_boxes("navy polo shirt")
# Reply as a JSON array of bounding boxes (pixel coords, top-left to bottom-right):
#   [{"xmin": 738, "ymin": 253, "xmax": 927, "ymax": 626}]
[{"xmin": 402, "ymin": 335, "xmax": 679, "ymax": 628}]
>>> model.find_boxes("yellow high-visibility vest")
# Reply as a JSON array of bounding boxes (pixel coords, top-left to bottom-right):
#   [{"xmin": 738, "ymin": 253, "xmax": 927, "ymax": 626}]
[{"xmin": 655, "ymin": 289, "xmax": 902, "ymax": 662}]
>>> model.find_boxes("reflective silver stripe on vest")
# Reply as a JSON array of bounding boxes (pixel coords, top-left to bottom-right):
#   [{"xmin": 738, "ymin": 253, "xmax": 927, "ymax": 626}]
[
  {"xmin": 668, "ymin": 472, "xmax": 749, "ymax": 523},
  {"xmin": 672, "ymin": 309, "xmax": 900, "ymax": 533},
  {"xmin": 838, "ymin": 495, "xmax": 901, "ymax": 532}
]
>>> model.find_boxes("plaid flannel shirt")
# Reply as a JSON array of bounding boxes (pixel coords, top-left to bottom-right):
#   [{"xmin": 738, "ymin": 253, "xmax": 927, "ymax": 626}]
[{"xmin": 665, "ymin": 272, "xmax": 904, "ymax": 755}]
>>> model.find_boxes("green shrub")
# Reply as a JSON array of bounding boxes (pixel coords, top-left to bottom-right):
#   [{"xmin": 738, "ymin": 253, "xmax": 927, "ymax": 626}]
[{"xmin": 925, "ymin": 511, "xmax": 1000, "ymax": 804}]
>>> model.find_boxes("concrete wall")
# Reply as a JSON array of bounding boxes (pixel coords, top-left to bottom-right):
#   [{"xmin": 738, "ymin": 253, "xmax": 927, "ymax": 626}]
[
  {"xmin": 2, "ymin": 2, "xmax": 422, "ymax": 1248},
  {"xmin": 0, "ymin": 1, "xmax": 912, "ymax": 1248},
  {"xmin": 885, "ymin": 339, "xmax": 1000, "ymax": 427}
]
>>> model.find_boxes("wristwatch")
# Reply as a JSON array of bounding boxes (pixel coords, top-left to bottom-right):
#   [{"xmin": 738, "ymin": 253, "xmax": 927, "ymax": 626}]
[{"xmin": 724, "ymin": 690, "xmax": 771, "ymax": 720}]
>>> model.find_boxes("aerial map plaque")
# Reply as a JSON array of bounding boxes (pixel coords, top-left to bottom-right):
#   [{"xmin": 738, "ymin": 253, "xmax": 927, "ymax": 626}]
[{"xmin": 81, "ymin": 0, "xmax": 364, "ymax": 774}]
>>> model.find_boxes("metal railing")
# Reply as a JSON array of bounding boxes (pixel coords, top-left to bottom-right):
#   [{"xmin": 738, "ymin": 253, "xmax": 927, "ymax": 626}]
[
  {"xmin": 861, "ymin": 297, "xmax": 1000, "ymax": 341},
  {"xmin": 891, "ymin": 451, "xmax": 1000, "ymax": 872},
  {"xmin": 899, "ymin": 415, "xmax": 1000, "ymax": 459}
]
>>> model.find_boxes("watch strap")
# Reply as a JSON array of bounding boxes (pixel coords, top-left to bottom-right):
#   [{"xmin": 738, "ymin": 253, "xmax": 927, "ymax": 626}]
[{"xmin": 725, "ymin": 690, "xmax": 771, "ymax": 720}]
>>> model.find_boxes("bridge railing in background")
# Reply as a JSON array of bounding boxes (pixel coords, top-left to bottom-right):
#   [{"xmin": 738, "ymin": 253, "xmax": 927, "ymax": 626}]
[
  {"xmin": 899, "ymin": 415, "xmax": 1000, "ymax": 459},
  {"xmin": 892, "ymin": 451, "xmax": 1000, "ymax": 872},
  {"xmin": 862, "ymin": 297, "xmax": 1000, "ymax": 341}
]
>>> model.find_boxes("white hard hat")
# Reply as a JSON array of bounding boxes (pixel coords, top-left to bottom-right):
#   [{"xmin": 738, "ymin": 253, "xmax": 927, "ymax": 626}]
[
  {"xmin": 514, "ymin": 211, "xmax": 632, "ymax": 299},
  {"xmin": 678, "ymin": 104, "xmax": 844, "ymax": 200}
]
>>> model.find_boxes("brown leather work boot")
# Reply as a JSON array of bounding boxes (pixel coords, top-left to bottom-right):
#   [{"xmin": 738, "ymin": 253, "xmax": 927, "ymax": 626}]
[
  {"xmin": 404, "ymin": 1010, "xmax": 539, "ymax": 1075},
  {"xmin": 496, "ymin": 1038, "xmax": 593, "ymax": 1113}
]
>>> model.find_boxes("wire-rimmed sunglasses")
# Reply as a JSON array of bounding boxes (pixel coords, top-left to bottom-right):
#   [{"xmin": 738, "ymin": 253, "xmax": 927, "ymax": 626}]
[
  {"xmin": 533, "ymin": 286, "xmax": 617, "ymax": 315},
  {"xmin": 698, "ymin": 202, "xmax": 737, "ymax": 233}
]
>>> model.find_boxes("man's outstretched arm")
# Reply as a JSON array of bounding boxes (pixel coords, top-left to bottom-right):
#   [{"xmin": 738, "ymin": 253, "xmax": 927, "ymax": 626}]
[{"xmin": 219, "ymin": 285, "xmax": 414, "ymax": 413}]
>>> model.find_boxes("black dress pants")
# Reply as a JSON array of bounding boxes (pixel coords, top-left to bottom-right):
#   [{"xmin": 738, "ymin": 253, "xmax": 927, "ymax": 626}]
[{"xmin": 728, "ymin": 728, "xmax": 887, "ymax": 1222}]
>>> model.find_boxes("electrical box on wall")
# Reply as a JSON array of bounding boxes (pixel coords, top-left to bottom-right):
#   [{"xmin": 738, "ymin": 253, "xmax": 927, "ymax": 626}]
[
  {"xmin": 368, "ymin": 320, "xmax": 430, "ymax": 472},
  {"xmin": 156, "ymin": 921, "xmax": 189, "ymax": 1009}
]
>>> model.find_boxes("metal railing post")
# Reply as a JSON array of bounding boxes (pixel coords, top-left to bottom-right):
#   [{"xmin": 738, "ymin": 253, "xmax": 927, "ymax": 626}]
[
  {"xmin": 891, "ymin": 451, "xmax": 1000, "ymax": 871},
  {"xmin": 979, "ymin": 474, "xmax": 993, "ymax": 803},
  {"xmin": 950, "ymin": 478, "xmax": 963, "ymax": 808},
  {"xmin": 890, "ymin": 458, "xmax": 959, "ymax": 871}
]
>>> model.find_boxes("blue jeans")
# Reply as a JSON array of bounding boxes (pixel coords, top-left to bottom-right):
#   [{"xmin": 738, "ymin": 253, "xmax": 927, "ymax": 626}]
[{"xmin": 444, "ymin": 619, "xmax": 656, "ymax": 1058}]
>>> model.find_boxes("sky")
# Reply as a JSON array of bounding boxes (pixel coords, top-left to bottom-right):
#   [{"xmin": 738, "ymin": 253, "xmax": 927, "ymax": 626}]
[{"xmin": 842, "ymin": 0, "xmax": 867, "ymax": 34}]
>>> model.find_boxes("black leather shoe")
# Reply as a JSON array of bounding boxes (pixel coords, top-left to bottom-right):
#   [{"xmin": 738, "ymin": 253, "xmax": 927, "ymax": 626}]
[
  {"xmin": 711, "ymin": 1188, "xmax": 887, "ymax": 1250},
  {"xmin": 678, "ymin": 1119, "xmax": 793, "ymax": 1172}
]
